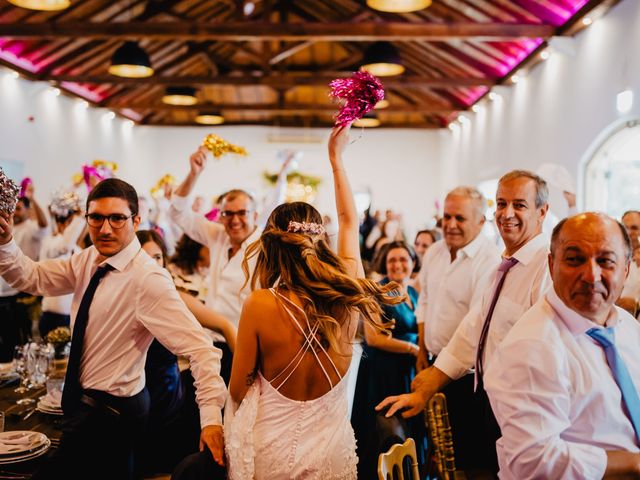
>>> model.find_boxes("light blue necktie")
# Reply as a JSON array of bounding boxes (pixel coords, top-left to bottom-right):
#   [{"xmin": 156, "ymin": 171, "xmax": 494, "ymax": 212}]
[{"xmin": 587, "ymin": 327, "xmax": 640, "ymax": 443}]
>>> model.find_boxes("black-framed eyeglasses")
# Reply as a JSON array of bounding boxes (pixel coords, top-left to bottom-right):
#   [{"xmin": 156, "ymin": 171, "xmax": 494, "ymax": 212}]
[
  {"xmin": 220, "ymin": 209, "xmax": 252, "ymax": 219},
  {"xmin": 85, "ymin": 213, "xmax": 134, "ymax": 229}
]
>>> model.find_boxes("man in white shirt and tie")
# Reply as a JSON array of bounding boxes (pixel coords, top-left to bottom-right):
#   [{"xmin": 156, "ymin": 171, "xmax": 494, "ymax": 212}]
[
  {"xmin": 377, "ymin": 170, "xmax": 552, "ymax": 473},
  {"xmin": 169, "ymin": 147, "xmax": 287, "ymax": 383},
  {"xmin": 486, "ymin": 212, "xmax": 640, "ymax": 479},
  {"xmin": 415, "ymin": 186, "xmax": 500, "ymax": 467},
  {"xmin": 0, "ymin": 179, "xmax": 226, "ymax": 479}
]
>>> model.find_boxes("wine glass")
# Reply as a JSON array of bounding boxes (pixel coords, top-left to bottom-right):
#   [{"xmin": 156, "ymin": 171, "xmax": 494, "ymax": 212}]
[
  {"xmin": 13, "ymin": 345, "xmax": 27, "ymax": 394},
  {"xmin": 16, "ymin": 343, "xmax": 38, "ymax": 405}
]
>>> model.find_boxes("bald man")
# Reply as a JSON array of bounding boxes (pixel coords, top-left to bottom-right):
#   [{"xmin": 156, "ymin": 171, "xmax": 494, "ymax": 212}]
[{"xmin": 485, "ymin": 213, "xmax": 640, "ymax": 479}]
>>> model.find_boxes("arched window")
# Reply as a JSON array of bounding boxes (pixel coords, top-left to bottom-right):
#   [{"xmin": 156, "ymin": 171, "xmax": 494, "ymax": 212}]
[{"xmin": 584, "ymin": 120, "xmax": 640, "ymax": 217}]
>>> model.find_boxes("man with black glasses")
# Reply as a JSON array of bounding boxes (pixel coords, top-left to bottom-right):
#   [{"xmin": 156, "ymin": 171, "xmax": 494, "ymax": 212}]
[
  {"xmin": 0, "ymin": 178, "xmax": 226, "ymax": 479},
  {"xmin": 170, "ymin": 146, "xmax": 286, "ymax": 383}
]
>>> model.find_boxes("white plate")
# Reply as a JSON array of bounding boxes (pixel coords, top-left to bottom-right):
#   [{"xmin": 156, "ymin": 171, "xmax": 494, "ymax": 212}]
[
  {"xmin": 0, "ymin": 440, "xmax": 50, "ymax": 464},
  {"xmin": 0, "ymin": 432, "xmax": 48, "ymax": 456},
  {"xmin": 36, "ymin": 405, "xmax": 63, "ymax": 416}
]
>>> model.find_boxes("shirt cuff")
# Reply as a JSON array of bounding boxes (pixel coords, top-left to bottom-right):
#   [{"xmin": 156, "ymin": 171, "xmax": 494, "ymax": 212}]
[
  {"xmin": 576, "ymin": 445, "xmax": 607, "ymax": 480},
  {"xmin": 0, "ymin": 239, "xmax": 18, "ymax": 255},
  {"xmin": 171, "ymin": 195, "xmax": 190, "ymax": 212},
  {"xmin": 434, "ymin": 349, "xmax": 470, "ymax": 380},
  {"xmin": 200, "ymin": 407, "xmax": 223, "ymax": 428}
]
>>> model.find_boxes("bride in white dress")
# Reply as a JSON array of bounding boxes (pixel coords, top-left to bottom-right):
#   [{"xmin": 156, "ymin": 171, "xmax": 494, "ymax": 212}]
[{"xmin": 224, "ymin": 125, "xmax": 402, "ymax": 480}]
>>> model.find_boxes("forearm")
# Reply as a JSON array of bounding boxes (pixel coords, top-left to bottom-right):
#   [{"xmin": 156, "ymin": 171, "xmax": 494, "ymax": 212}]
[
  {"xmin": 418, "ymin": 323, "xmax": 426, "ymax": 353},
  {"xmin": 329, "ymin": 157, "xmax": 358, "ymax": 230},
  {"xmin": 31, "ymin": 200, "xmax": 48, "ymax": 228},
  {"xmin": 0, "ymin": 240, "xmax": 75, "ymax": 295},
  {"xmin": 180, "ymin": 291, "xmax": 238, "ymax": 351},
  {"xmin": 414, "ymin": 366, "xmax": 451, "ymax": 396},
  {"xmin": 604, "ymin": 451, "xmax": 640, "ymax": 478},
  {"xmin": 175, "ymin": 171, "xmax": 200, "ymax": 198},
  {"xmin": 367, "ymin": 333, "xmax": 418, "ymax": 355}
]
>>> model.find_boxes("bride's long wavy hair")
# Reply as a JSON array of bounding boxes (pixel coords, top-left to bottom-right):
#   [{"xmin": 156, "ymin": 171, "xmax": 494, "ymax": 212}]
[{"xmin": 242, "ymin": 202, "xmax": 403, "ymax": 354}]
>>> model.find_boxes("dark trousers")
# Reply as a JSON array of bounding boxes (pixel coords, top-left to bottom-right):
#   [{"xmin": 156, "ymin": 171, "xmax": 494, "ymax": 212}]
[
  {"xmin": 0, "ymin": 294, "xmax": 31, "ymax": 362},
  {"xmin": 474, "ymin": 384, "xmax": 501, "ymax": 475},
  {"xmin": 32, "ymin": 388, "xmax": 150, "ymax": 480},
  {"xmin": 441, "ymin": 373, "xmax": 488, "ymax": 471},
  {"xmin": 213, "ymin": 341, "xmax": 232, "ymax": 385},
  {"xmin": 38, "ymin": 311, "xmax": 70, "ymax": 339},
  {"xmin": 171, "ymin": 451, "xmax": 226, "ymax": 480}
]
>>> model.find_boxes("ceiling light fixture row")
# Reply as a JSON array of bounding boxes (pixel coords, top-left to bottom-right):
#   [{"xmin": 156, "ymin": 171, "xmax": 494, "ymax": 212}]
[{"xmin": 7, "ymin": 0, "xmax": 69, "ymax": 10}]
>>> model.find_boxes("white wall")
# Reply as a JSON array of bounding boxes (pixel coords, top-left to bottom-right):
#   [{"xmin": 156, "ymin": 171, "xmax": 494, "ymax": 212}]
[
  {"xmin": 0, "ymin": 72, "xmax": 442, "ymax": 235},
  {"xmin": 439, "ymin": 0, "xmax": 640, "ymax": 216}
]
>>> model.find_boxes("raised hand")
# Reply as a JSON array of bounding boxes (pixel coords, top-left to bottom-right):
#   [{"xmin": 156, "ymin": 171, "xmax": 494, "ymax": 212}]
[
  {"xmin": 190, "ymin": 146, "xmax": 209, "ymax": 176},
  {"xmin": 328, "ymin": 124, "xmax": 351, "ymax": 163},
  {"xmin": 0, "ymin": 213, "xmax": 13, "ymax": 245},
  {"xmin": 23, "ymin": 182, "xmax": 34, "ymax": 200}
]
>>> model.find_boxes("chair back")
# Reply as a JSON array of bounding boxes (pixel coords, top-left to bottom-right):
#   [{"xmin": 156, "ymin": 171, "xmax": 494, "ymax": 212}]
[
  {"xmin": 377, "ymin": 437, "xmax": 420, "ymax": 480},
  {"xmin": 426, "ymin": 392, "xmax": 457, "ymax": 480}
]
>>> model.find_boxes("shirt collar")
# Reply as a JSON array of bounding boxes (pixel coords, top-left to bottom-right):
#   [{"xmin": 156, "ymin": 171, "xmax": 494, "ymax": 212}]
[
  {"xmin": 546, "ymin": 287, "xmax": 621, "ymax": 336},
  {"xmin": 504, "ymin": 232, "xmax": 548, "ymax": 266},
  {"xmin": 95, "ymin": 236, "xmax": 141, "ymax": 272},
  {"xmin": 458, "ymin": 232, "xmax": 487, "ymax": 259}
]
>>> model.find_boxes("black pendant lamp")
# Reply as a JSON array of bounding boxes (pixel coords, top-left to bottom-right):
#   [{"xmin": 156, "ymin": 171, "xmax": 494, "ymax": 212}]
[
  {"xmin": 195, "ymin": 111, "xmax": 225, "ymax": 125},
  {"xmin": 109, "ymin": 41, "xmax": 154, "ymax": 78},
  {"xmin": 162, "ymin": 87, "xmax": 198, "ymax": 106},
  {"xmin": 366, "ymin": 0, "xmax": 431, "ymax": 13},
  {"xmin": 7, "ymin": 0, "xmax": 70, "ymax": 10},
  {"xmin": 353, "ymin": 112, "xmax": 381, "ymax": 128},
  {"xmin": 361, "ymin": 42, "xmax": 405, "ymax": 77}
]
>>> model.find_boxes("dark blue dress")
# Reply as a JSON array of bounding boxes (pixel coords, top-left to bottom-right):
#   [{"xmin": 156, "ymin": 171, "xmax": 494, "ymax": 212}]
[{"xmin": 351, "ymin": 279, "xmax": 427, "ymax": 478}]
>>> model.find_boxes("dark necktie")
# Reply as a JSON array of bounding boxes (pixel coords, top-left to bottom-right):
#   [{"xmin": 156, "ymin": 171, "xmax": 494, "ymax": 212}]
[
  {"xmin": 62, "ymin": 264, "xmax": 114, "ymax": 413},
  {"xmin": 587, "ymin": 327, "xmax": 640, "ymax": 443},
  {"xmin": 475, "ymin": 257, "xmax": 519, "ymax": 384}
]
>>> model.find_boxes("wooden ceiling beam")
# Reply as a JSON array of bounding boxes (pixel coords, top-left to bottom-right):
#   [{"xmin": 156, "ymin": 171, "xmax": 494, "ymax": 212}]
[
  {"xmin": 0, "ymin": 21, "xmax": 555, "ymax": 40},
  {"xmin": 105, "ymin": 102, "xmax": 460, "ymax": 114},
  {"xmin": 41, "ymin": 74, "xmax": 495, "ymax": 87}
]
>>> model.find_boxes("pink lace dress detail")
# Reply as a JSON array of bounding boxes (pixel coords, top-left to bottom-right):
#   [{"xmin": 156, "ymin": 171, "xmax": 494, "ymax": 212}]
[{"xmin": 224, "ymin": 289, "xmax": 358, "ymax": 480}]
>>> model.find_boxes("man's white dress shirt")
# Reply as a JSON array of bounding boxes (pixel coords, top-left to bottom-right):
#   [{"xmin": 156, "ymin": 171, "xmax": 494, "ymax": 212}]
[
  {"xmin": 485, "ymin": 288, "xmax": 640, "ymax": 479},
  {"xmin": 0, "ymin": 236, "xmax": 225, "ymax": 427},
  {"xmin": 170, "ymin": 195, "xmax": 260, "ymax": 341},
  {"xmin": 434, "ymin": 233, "xmax": 551, "ymax": 380},
  {"xmin": 416, "ymin": 235, "xmax": 501, "ymax": 355}
]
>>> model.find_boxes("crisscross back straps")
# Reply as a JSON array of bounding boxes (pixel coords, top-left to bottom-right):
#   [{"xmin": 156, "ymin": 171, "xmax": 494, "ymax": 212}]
[{"xmin": 268, "ymin": 288, "xmax": 342, "ymax": 391}]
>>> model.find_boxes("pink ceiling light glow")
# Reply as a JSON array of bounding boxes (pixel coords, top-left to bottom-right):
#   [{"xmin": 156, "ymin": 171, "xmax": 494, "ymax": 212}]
[{"xmin": 0, "ymin": 39, "xmax": 110, "ymax": 103}]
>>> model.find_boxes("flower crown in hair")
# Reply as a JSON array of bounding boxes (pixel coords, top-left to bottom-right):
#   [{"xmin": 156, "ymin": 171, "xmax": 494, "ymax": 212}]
[{"xmin": 287, "ymin": 220, "xmax": 325, "ymax": 236}]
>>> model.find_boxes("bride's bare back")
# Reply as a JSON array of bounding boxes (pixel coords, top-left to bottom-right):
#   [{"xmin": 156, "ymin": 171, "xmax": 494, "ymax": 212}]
[{"xmin": 244, "ymin": 288, "xmax": 354, "ymax": 401}]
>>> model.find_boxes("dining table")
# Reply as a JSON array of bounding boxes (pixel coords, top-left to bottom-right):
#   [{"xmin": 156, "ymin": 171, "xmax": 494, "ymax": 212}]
[{"xmin": 0, "ymin": 378, "xmax": 62, "ymax": 479}]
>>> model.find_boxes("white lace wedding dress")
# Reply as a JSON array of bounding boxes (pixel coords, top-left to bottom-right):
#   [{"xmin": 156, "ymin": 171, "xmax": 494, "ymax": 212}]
[{"xmin": 224, "ymin": 289, "xmax": 358, "ymax": 480}]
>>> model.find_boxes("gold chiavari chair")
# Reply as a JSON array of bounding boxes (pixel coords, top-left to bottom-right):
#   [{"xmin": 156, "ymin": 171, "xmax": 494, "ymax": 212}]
[
  {"xmin": 377, "ymin": 437, "xmax": 421, "ymax": 480},
  {"xmin": 426, "ymin": 392, "xmax": 466, "ymax": 480}
]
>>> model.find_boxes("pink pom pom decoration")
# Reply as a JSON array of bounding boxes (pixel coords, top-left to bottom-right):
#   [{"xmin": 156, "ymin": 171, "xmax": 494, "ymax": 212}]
[
  {"xmin": 329, "ymin": 71, "xmax": 385, "ymax": 126},
  {"xmin": 82, "ymin": 164, "xmax": 115, "ymax": 191},
  {"xmin": 204, "ymin": 207, "xmax": 220, "ymax": 222},
  {"xmin": 19, "ymin": 177, "xmax": 32, "ymax": 198}
]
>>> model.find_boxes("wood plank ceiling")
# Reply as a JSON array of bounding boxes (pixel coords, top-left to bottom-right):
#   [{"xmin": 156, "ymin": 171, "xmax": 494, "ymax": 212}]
[{"xmin": 0, "ymin": 0, "xmax": 619, "ymax": 128}]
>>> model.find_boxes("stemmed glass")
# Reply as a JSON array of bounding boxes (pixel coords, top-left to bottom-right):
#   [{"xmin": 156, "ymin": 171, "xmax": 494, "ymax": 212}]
[{"xmin": 13, "ymin": 345, "xmax": 28, "ymax": 394}]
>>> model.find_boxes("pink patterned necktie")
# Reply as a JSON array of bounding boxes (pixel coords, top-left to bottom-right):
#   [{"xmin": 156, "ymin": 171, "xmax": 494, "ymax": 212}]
[{"xmin": 475, "ymin": 257, "xmax": 519, "ymax": 384}]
